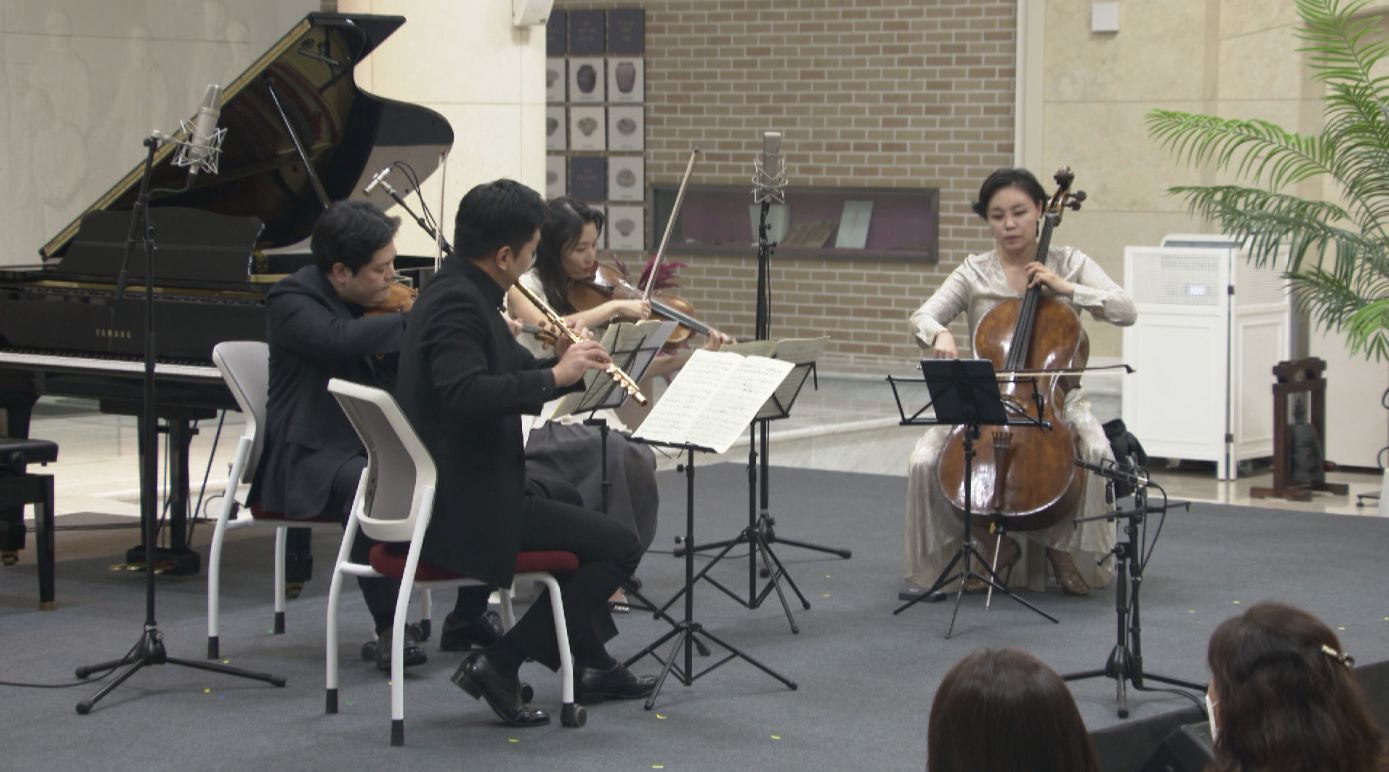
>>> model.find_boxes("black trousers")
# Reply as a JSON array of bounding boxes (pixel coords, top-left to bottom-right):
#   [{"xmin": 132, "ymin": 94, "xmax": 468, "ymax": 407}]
[{"xmin": 504, "ymin": 493, "xmax": 643, "ymax": 671}]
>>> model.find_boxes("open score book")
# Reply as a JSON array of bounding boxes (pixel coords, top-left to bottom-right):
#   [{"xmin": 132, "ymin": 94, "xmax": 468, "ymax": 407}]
[{"xmin": 633, "ymin": 348, "xmax": 794, "ymax": 453}]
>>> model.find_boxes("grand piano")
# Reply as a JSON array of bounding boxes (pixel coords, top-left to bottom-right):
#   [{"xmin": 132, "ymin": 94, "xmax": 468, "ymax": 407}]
[{"xmin": 0, "ymin": 12, "xmax": 452, "ymax": 571}]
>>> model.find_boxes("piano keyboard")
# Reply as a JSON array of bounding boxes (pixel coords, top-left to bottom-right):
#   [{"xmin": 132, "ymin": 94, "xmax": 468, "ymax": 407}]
[{"xmin": 0, "ymin": 350, "xmax": 220, "ymax": 381}]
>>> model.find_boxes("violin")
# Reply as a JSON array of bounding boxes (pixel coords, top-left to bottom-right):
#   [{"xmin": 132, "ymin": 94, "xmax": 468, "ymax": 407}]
[
  {"xmin": 568, "ymin": 263, "xmax": 714, "ymax": 347},
  {"xmin": 365, "ymin": 281, "xmax": 417, "ymax": 316},
  {"xmin": 936, "ymin": 167, "xmax": 1089, "ymax": 532}
]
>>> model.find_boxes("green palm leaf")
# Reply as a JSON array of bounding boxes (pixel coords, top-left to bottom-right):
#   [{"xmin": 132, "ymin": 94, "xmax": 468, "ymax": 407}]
[{"xmin": 1149, "ymin": 0, "xmax": 1389, "ymax": 361}]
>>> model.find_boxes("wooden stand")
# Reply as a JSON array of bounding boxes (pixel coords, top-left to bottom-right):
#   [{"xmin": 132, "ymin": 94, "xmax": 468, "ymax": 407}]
[{"xmin": 1251, "ymin": 358, "xmax": 1350, "ymax": 501}]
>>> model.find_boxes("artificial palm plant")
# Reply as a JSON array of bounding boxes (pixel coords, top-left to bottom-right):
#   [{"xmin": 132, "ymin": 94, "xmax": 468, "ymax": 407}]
[{"xmin": 1147, "ymin": 0, "xmax": 1389, "ymax": 361}]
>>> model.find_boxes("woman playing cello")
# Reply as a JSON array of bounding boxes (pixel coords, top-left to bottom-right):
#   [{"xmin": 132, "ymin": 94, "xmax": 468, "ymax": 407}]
[{"xmin": 905, "ymin": 168, "xmax": 1136, "ymax": 596}]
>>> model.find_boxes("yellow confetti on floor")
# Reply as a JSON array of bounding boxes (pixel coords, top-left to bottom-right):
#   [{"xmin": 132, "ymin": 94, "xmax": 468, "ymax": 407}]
[
  {"xmin": 507, "ymin": 738, "xmax": 519, "ymax": 744},
  {"xmin": 655, "ymin": 713, "xmax": 667, "ymax": 720},
  {"xmin": 1232, "ymin": 600, "xmax": 1242, "ymax": 605},
  {"xmin": 202, "ymin": 688, "xmax": 211, "ymax": 694},
  {"xmin": 1337, "ymin": 626, "xmax": 1347, "ymax": 631},
  {"xmin": 652, "ymin": 765, "xmax": 665, "ymax": 769},
  {"xmin": 821, "ymin": 593, "xmax": 830, "ymax": 599},
  {"xmin": 770, "ymin": 734, "xmax": 782, "ymax": 741}
]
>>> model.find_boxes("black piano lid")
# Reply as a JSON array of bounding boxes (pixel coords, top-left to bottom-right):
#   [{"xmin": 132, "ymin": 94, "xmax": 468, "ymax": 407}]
[{"xmin": 40, "ymin": 12, "xmax": 454, "ymax": 263}]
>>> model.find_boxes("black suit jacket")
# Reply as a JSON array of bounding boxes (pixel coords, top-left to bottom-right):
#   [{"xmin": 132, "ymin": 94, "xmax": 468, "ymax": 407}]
[
  {"xmin": 249, "ymin": 265, "xmax": 407, "ymax": 519},
  {"xmin": 396, "ymin": 257, "xmax": 577, "ymax": 587}
]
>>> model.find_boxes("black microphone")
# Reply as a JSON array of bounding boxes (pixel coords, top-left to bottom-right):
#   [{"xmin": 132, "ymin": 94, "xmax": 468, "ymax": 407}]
[
  {"xmin": 1073, "ymin": 457, "xmax": 1149, "ymax": 487},
  {"xmin": 364, "ymin": 165, "xmax": 394, "ymax": 195}
]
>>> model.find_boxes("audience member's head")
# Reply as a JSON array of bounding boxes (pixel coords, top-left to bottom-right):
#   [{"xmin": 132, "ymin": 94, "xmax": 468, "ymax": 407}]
[
  {"xmin": 927, "ymin": 648, "xmax": 1098, "ymax": 772},
  {"xmin": 1206, "ymin": 602, "xmax": 1388, "ymax": 772}
]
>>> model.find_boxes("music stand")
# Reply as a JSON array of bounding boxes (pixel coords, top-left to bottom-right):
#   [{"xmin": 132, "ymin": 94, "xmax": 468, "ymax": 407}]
[
  {"xmin": 673, "ymin": 345, "xmax": 823, "ymax": 633},
  {"xmin": 888, "ymin": 359, "xmax": 1059, "ymax": 638},
  {"xmin": 622, "ymin": 439, "xmax": 797, "ymax": 709},
  {"xmin": 558, "ymin": 322, "xmax": 701, "ymax": 645}
]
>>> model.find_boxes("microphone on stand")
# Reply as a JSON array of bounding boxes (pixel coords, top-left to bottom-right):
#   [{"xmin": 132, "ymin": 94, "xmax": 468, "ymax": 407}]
[
  {"xmin": 119, "ymin": 84, "xmax": 225, "ymax": 300},
  {"xmin": 752, "ymin": 130, "xmax": 786, "ymax": 205},
  {"xmin": 364, "ymin": 164, "xmax": 394, "ymax": 195},
  {"xmin": 1074, "ymin": 457, "xmax": 1150, "ymax": 488},
  {"xmin": 170, "ymin": 84, "xmax": 226, "ymax": 180}
]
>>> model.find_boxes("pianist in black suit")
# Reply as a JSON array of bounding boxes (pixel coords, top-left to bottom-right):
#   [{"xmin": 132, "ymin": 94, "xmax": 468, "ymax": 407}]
[
  {"xmin": 248, "ymin": 200, "xmax": 501, "ymax": 670},
  {"xmin": 397, "ymin": 180, "xmax": 654, "ymax": 727}
]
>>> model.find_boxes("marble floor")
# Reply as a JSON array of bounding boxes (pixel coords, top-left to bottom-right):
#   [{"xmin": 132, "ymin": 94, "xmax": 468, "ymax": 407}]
[{"xmin": 18, "ymin": 374, "xmax": 1385, "ymax": 523}]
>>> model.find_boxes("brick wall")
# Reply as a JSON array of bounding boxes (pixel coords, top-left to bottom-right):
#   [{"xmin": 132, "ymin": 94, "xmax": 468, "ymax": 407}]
[{"xmin": 554, "ymin": 0, "xmax": 1017, "ymax": 373}]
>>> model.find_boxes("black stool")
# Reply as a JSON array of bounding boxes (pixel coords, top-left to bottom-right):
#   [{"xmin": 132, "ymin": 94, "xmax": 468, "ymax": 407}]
[{"xmin": 0, "ymin": 437, "xmax": 58, "ymax": 608}]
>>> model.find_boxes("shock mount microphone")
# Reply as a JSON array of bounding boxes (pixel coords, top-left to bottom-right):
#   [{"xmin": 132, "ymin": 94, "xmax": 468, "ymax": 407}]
[
  {"xmin": 752, "ymin": 130, "xmax": 786, "ymax": 205},
  {"xmin": 168, "ymin": 84, "xmax": 226, "ymax": 179}
]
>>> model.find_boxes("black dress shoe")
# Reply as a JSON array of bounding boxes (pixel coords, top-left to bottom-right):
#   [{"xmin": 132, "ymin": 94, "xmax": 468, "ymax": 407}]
[
  {"xmin": 451, "ymin": 651, "xmax": 550, "ymax": 727},
  {"xmin": 576, "ymin": 662, "xmax": 656, "ymax": 704},
  {"xmin": 368, "ymin": 626, "xmax": 428, "ymax": 672},
  {"xmin": 439, "ymin": 609, "xmax": 505, "ymax": 652}
]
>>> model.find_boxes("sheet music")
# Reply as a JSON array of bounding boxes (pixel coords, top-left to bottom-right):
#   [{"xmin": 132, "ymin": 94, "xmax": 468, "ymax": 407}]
[
  {"xmin": 634, "ymin": 349, "xmax": 793, "ymax": 453},
  {"xmin": 729, "ymin": 336, "xmax": 828, "ymax": 420}
]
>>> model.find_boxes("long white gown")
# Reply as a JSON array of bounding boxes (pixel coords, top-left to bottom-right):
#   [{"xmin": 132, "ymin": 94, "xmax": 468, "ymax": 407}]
[{"xmin": 905, "ymin": 245, "xmax": 1136, "ymax": 592}]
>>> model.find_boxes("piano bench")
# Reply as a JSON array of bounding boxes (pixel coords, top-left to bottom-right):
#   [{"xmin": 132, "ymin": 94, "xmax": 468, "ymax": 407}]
[{"xmin": 0, "ymin": 437, "xmax": 59, "ymax": 609}]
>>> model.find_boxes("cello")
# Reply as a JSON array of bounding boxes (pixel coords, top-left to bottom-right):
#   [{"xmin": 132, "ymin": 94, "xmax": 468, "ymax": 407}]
[{"xmin": 936, "ymin": 168, "xmax": 1089, "ymax": 532}]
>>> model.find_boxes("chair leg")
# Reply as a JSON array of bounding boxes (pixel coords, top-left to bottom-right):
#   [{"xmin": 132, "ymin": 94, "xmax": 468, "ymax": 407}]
[
  {"xmin": 207, "ymin": 507, "xmax": 229, "ymax": 660},
  {"xmin": 417, "ymin": 588, "xmax": 432, "ymax": 642},
  {"xmin": 533, "ymin": 573, "xmax": 585, "ymax": 728},
  {"xmin": 325, "ymin": 567, "xmax": 344, "ymax": 714},
  {"xmin": 389, "ymin": 574, "xmax": 414, "ymax": 746},
  {"xmin": 498, "ymin": 587, "xmax": 516, "ymax": 630},
  {"xmin": 273, "ymin": 527, "xmax": 287, "ymax": 634}
]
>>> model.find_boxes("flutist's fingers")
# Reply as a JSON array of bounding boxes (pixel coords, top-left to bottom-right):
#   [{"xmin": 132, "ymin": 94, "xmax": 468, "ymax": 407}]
[{"xmin": 552, "ymin": 340, "xmax": 612, "ymax": 387}]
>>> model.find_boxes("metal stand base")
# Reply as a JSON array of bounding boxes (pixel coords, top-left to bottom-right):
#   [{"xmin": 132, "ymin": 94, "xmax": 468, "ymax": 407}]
[
  {"xmin": 77, "ymin": 626, "xmax": 284, "ymax": 714},
  {"xmin": 624, "ymin": 450, "xmax": 796, "ymax": 709}
]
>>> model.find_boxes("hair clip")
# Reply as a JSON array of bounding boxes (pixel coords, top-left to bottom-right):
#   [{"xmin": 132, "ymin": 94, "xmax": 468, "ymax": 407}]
[{"xmin": 1320, "ymin": 644, "xmax": 1355, "ymax": 668}]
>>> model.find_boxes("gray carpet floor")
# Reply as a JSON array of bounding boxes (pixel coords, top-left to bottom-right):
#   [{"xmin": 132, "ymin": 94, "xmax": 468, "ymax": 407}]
[{"xmin": 1, "ymin": 464, "xmax": 1386, "ymax": 771}]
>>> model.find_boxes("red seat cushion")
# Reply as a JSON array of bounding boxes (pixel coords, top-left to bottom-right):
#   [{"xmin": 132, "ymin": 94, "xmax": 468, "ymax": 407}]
[
  {"xmin": 368, "ymin": 544, "xmax": 578, "ymax": 581},
  {"xmin": 249, "ymin": 503, "xmax": 339, "ymax": 524}
]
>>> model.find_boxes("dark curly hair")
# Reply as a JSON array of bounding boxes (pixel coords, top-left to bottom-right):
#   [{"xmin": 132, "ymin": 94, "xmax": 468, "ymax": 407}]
[{"xmin": 311, "ymin": 200, "xmax": 400, "ymax": 274}]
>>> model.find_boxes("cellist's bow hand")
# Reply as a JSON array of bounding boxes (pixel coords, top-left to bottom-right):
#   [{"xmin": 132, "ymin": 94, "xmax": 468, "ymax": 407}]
[
  {"xmin": 931, "ymin": 330, "xmax": 959, "ymax": 359},
  {"xmin": 1024, "ymin": 262, "xmax": 1075, "ymax": 297}
]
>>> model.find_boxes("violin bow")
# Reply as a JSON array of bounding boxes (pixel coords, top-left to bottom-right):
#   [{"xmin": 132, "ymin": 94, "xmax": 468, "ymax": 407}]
[{"xmin": 643, "ymin": 148, "xmax": 701, "ymax": 301}]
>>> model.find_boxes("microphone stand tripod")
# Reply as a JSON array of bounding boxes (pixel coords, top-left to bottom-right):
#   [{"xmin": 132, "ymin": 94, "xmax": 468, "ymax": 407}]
[
  {"xmin": 690, "ymin": 191, "xmax": 851, "ymax": 625},
  {"xmin": 1062, "ymin": 467, "xmax": 1202, "ymax": 717},
  {"xmin": 75, "ymin": 135, "xmax": 285, "ymax": 714}
]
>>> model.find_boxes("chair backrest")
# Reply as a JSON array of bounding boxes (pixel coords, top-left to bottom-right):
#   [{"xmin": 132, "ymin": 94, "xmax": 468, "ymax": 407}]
[
  {"xmin": 326, "ymin": 378, "xmax": 437, "ymax": 544},
  {"xmin": 212, "ymin": 341, "xmax": 269, "ymax": 484}
]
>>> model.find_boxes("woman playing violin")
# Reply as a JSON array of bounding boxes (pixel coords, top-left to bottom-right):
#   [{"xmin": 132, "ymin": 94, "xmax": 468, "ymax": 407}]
[
  {"xmin": 905, "ymin": 168, "xmax": 1136, "ymax": 597},
  {"xmin": 507, "ymin": 197, "xmax": 733, "ymax": 373}
]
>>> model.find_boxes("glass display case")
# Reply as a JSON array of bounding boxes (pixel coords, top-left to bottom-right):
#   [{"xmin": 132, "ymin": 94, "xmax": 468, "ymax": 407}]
[{"xmin": 650, "ymin": 184, "xmax": 938, "ymax": 262}]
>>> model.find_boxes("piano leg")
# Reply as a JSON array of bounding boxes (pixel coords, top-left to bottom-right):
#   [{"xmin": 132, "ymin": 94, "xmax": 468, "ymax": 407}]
[
  {"xmin": 0, "ymin": 388, "xmax": 38, "ymax": 563},
  {"xmin": 123, "ymin": 412, "xmax": 206, "ymax": 576}
]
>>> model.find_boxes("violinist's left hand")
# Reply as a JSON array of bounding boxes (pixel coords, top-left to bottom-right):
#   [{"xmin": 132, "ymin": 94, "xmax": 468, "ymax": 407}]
[
  {"xmin": 1024, "ymin": 262, "xmax": 1075, "ymax": 297},
  {"xmin": 702, "ymin": 328, "xmax": 735, "ymax": 351}
]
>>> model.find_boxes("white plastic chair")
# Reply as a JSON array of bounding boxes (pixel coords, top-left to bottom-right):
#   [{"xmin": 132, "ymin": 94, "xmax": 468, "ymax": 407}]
[
  {"xmin": 324, "ymin": 378, "xmax": 585, "ymax": 746},
  {"xmin": 206, "ymin": 341, "xmax": 431, "ymax": 658}
]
